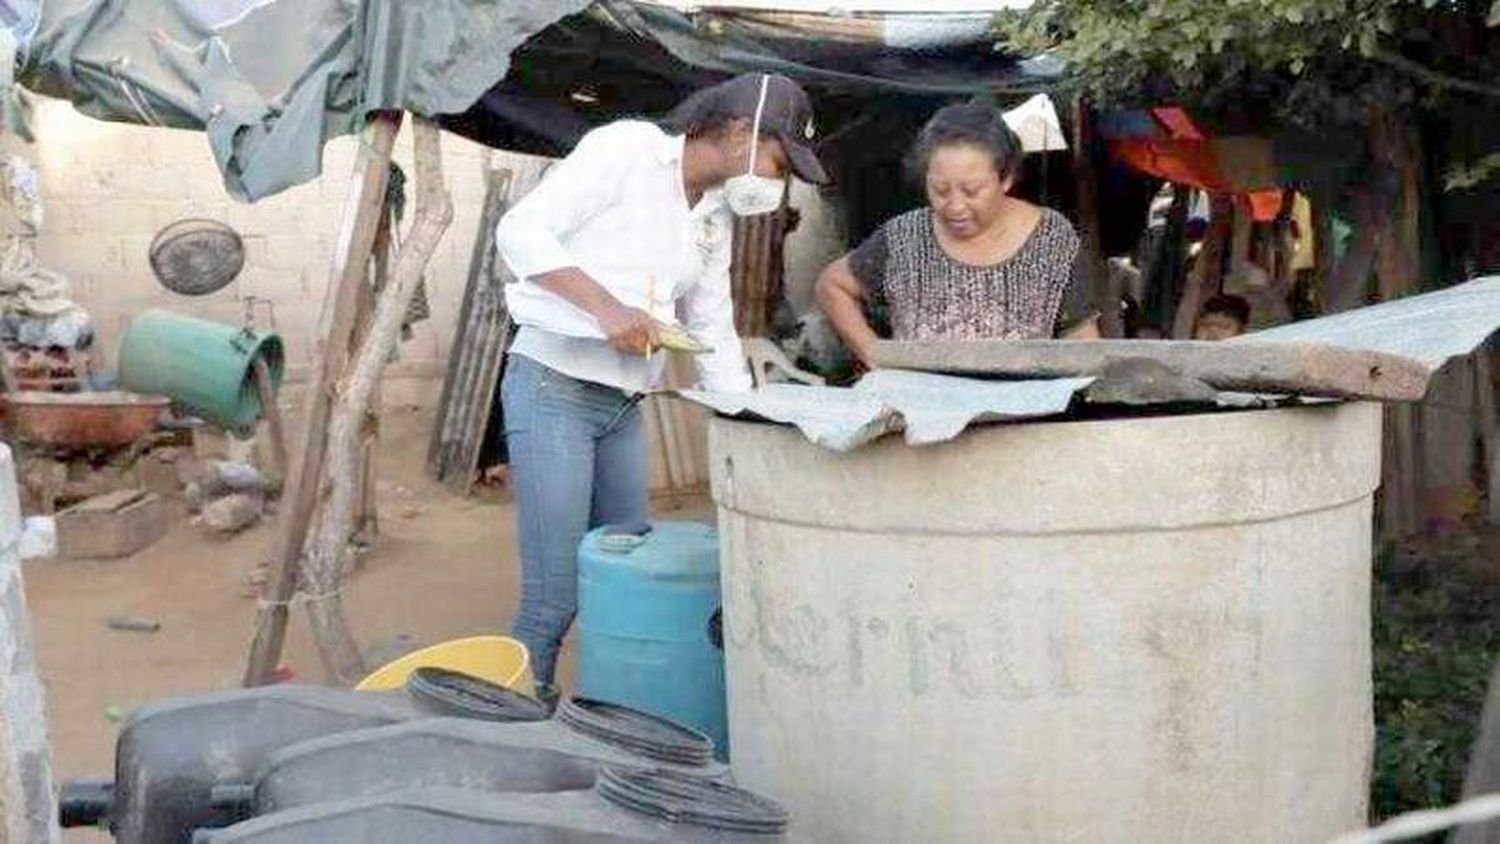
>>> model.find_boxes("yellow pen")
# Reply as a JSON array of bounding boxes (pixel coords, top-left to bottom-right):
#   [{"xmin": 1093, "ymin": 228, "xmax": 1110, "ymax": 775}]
[{"xmin": 645, "ymin": 275, "xmax": 655, "ymax": 363}]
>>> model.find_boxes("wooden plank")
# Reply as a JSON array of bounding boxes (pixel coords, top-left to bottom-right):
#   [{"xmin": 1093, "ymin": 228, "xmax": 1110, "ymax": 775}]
[
  {"xmin": 243, "ymin": 111, "xmax": 402, "ymax": 688},
  {"xmin": 1455, "ymin": 661, "xmax": 1500, "ymax": 844},
  {"xmin": 870, "ymin": 338, "xmax": 1435, "ymax": 401},
  {"xmin": 1475, "ymin": 349, "xmax": 1499, "ymax": 527},
  {"xmin": 1418, "ymin": 359, "xmax": 1476, "ymax": 529},
  {"xmin": 252, "ymin": 358, "xmax": 287, "ymax": 485},
  {"xmin": 427, "ymin": 158, "xmax": 514, "ymax": 486},
  {"xmin": 1172, "ymin": 194, "xmax": 1233, "ymax": 338},
  {"xmin": 1070, "ymin": 97, "xmax": 1119, "ymax": 337},
  {"xmin": 69, "ymin": 488, "xmax": 147, "ymax": 513},
  {"xmin": 1381, "ymin": 404, "xmax": 1423, "ymax": 541}
]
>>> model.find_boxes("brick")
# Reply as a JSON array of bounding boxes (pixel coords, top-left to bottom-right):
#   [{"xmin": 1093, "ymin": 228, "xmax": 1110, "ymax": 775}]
[
  {"xmin": 63, "ymin": 237, "xmax": 127, "ymax": 277},
  {"xmin": 150, "ymin": 200, "xmax": 232, "ymax": 232},
  {"xmin": 221, "ymin": 198, "xmax": 260, "ymax": 234},
  {"xmin": 260, "ymin": 234, "xmax": 323, "ymax": 273},
  {"xmin": 68, "ymin": 201, "xmax": 157, "ymax": 238},
  {"xmin": 237, "ymin": 233, "xmax": 268, "ymax": 269},
  {"xmin": 41, "ymin": 201, "xmax": 85, "ymax": 237},
  {"xmin": 237, "ymin": 267, "xmax": 303, "ymax": 300},
  {"xmin": 112, "ymin": 161, "xmax": 190, "ymax": 201}
]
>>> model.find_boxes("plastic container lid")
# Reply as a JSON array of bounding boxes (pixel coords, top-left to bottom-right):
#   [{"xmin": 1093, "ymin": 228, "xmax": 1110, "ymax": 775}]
[{"xmin": 597, "ymin": 767, "xmax": 789, "ymax": 834}]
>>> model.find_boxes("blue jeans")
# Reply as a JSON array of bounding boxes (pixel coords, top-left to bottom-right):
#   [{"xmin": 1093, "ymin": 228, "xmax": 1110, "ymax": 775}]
[{"xmin": 502, "ymin": 354, "xmax": 648, "ymax": 686}]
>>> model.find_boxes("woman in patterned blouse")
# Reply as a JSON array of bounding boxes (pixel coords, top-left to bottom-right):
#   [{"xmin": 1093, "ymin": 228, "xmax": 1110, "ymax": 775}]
[{"xmin": 816, "ymin": 101, "xmax": 1100, "ymax": 369}]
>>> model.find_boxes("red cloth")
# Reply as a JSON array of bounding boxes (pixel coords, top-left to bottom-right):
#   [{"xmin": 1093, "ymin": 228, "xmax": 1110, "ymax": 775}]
[
  {"xmin": 1246, "ymin": 190, "xmax": 1284, "ymax": 222},
  {"xmin": 1108, "ymin": 138, "xmax": 1284, "ymax": 222},
  {"xmin": 1151, "ymin": 107, "xmax": 1206, "ymax": 141},
  {"xmin": 1109, "ymin": 138, "xmax": 1225, "ymax": 190}
]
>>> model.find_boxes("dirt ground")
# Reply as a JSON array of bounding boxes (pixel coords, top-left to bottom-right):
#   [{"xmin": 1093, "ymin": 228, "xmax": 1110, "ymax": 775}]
[{"xmin": 22, "ymin": 402, "xmax": 709, "ymax": 839}]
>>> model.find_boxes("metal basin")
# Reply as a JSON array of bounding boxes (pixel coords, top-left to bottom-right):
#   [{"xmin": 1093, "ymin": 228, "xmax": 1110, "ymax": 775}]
[{"xmin": 4, "ymin": 391, "xmax": 169, "ymax": 448}]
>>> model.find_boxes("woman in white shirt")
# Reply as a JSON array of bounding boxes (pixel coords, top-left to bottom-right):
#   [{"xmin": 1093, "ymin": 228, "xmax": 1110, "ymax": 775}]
[{"xmin": 494, "ymin": 73, "xmax": 827, "ymax": 699}]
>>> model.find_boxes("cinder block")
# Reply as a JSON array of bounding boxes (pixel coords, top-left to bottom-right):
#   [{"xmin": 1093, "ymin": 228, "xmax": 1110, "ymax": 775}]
[
  {"xmin": 237, "ymin": 268, "xmax": 303, "ymax": 300},
  {"xmin": 150, "ymin": 200, "xmax": 231, "ymax": 233},
  {"xmin": 56, "ymin": 489, "xmax": 169, "ymax": 560},
  {"xmin": 42, "ymin": 201, "xmax": 84, "ymax": 236},
  {"xmin": 68, "ymin": 237, "xmax": 126, "ymax": 277},
  {"xmin": 261, "ymin": 234, "xmax": 324, "ymax": 273}
]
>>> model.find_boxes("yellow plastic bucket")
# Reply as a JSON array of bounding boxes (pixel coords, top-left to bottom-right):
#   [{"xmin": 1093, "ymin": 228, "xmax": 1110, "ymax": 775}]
[{"xmin": 355, "ymin": 635, "xmax": 535, "ymax": 696}]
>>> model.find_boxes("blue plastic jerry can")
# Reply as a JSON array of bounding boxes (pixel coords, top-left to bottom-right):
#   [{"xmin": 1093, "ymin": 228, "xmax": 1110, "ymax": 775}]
[{"xmin": 576, "ymin": 521, "xmax": 728, "ymax": 759}]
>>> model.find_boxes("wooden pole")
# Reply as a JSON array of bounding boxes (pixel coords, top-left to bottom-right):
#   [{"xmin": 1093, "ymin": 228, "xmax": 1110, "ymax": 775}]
[
  {"xmin": 1172, "ymin": 194, "xmax": 1232, "ymax": 339},
  {"xmin": 251, "ymin": 358, "xmax": 288, "ymax": 486},
  {"xmin": 1455, "ymin": 661, "xmax": 1500, "ymax": 844},
  {"xmin": 354, "ymin": 195, "xmax": 392, "ymax": 545},
  {"xmin": 1312, "ymin": 197, "xmax": 1334, "ymax": 313},
  {"xmin": 299, "ymin": 117, "xmax": 454, "ymax": 684},
  {"xmin": 1148, "ymin": 184, "xmax": 1192, "ymax": 332},
  {"xmin": 1071, "ymin": 96, "xmax": 1120, "ymax": 337},
  {"xmin": 1475, "ymin": 348, "xmax": 1499, "ymax": 527},
  {"xmin": 1381, "ymin": 404, "xmax": 1424, "ymax": 541},
  {"xmin": 243, "ymin": 111, "xmax": 403, "ymax": 687}
]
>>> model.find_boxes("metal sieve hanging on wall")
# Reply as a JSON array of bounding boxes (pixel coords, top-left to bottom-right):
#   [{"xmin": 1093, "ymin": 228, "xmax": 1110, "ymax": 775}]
[{"xmin": 148, "ymin": 218, "xmax": 245, "ymax": 296}]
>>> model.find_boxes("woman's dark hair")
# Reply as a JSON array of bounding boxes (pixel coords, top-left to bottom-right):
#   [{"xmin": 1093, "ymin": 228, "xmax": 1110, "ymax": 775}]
[
  {"xmin": 907, "ymin": 101, "xmax": 1023, "ymax": 184},
  {"xmin": 1201, "ymin": 294, "xmax": 1252, "ymax": 326}
]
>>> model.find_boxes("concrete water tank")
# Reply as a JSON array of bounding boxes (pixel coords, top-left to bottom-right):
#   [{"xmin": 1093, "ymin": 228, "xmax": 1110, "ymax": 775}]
[
  {"xmin": 709, "ymin": 402, "xmax": 1382, "ymax": 844},
  {"xmin": 0, "ymin": 444, "xmax": 58, "ymax": 844}
]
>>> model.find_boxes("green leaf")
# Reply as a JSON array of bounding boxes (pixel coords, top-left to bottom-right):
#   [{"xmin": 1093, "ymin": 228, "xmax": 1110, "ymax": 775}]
[{"xmin": 1491, "ymin": 0, "xmax": 1500, "ymax": 26}]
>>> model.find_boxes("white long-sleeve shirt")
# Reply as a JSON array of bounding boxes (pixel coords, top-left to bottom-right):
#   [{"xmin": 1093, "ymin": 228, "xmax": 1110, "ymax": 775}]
[{"xmin": 494, "ymin": 120, "xmax": 752, "ymax": 394}]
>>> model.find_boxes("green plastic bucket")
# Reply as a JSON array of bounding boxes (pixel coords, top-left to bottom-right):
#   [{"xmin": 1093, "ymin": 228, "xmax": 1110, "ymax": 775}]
[{"xmin": 118, "ymin": 309, "xmax": 284, "ymax": 433}]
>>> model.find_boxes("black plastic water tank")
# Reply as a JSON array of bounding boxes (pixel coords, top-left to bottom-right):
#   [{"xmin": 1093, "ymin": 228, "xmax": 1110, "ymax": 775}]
[
  {"xmin": 197, "ymin": 771, "xmax": 790, "ymax": 843},
  {"xmin": 106, "ymin": 670, "xmax": 552, "ymax": 844},
  {"xmin": 236, "ymin": 704, "xmax": 727, "ymax": 819}
]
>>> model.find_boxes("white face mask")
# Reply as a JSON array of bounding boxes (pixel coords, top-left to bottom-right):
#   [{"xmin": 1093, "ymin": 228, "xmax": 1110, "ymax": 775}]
[{"xmin": 723, "ymin": 75, "xmax": 785, "ymax": 217}]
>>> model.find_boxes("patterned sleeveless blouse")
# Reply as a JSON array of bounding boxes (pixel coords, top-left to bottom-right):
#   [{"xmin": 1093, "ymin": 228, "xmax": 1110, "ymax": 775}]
[{"xmin": 848, "ymin": 207, "xmax": 1092, "ymax": 341}]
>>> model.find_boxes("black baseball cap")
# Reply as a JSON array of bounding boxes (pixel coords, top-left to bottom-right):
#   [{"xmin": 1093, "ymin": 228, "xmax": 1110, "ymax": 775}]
[{"xmin": 717, "ymin": 73, "xmax": 829, "ymax": 185}]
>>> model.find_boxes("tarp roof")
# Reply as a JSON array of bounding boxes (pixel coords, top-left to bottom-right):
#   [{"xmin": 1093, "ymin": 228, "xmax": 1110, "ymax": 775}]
[
  {"xmin": 5, "ymin": 0, "xmax": 1056, "ymax": 202},
  {"xmin": 8, "ymin": 0, "xmax": 594, "ymax": 200}
]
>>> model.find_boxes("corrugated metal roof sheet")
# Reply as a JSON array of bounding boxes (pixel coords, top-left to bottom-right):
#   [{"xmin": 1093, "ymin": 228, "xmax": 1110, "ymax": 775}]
[
  {"xmin": 639, "ymin": 1, "xmax": 1032, "ymax": 12},
  {"xmin": 684, "ymin": 277, "xmax": 1500, "ymax": 452},
  {"xmin": 1242, "ymin": 275, "xmax": 1500, "ymax": 368}
]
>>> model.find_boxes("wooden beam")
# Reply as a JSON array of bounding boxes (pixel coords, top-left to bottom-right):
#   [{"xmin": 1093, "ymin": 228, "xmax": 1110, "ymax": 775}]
[
  {"xmin": 251, "ymin": 358, "xmax": 287, "ymax": 486},
  {"xmin": 1070, "ymin": 96, "xmax": 1120, "ymax": 337},
  {"xmin": 1312, "ymin": 197, "xmax": 1334, "ymax": 310},
  {"xmin": 869, "ymin": 337, "xmax": 1435, "ymax": 402},
  {"xmin": 428, "ymin": 159, "xmax": 517, "ymax": 494},
  {"xmin": 1171, "ymin": 193, "xmax": 1232, "ymax": 339},
  {"xmin": 1476, "ymin": 348, "xmax": 1499, "ymax": 527},
  {"xmin": 1455, "ymin": 661, "xmax": 1500, "ymax": 844},
  {"xmin": 1381, "ymin": 404, "xmax": 1424, "ymax": 541},
  {"xmin": 1148, "ymin": 184, "xmax": 1192, "ymax": 332},
  {"xmin": 243, "ymin": 111, "xmax": 403, "ymax": 687}
]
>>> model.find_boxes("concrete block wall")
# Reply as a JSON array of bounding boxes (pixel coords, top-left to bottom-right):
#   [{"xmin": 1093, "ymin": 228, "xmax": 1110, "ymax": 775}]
[
  {"xmin": 23, "ymin": 98, "xmax": 846, "ymax": 410},
  {"xmin": 26, "ymin": 99, "xmax": 546, "ymax": 409}
]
